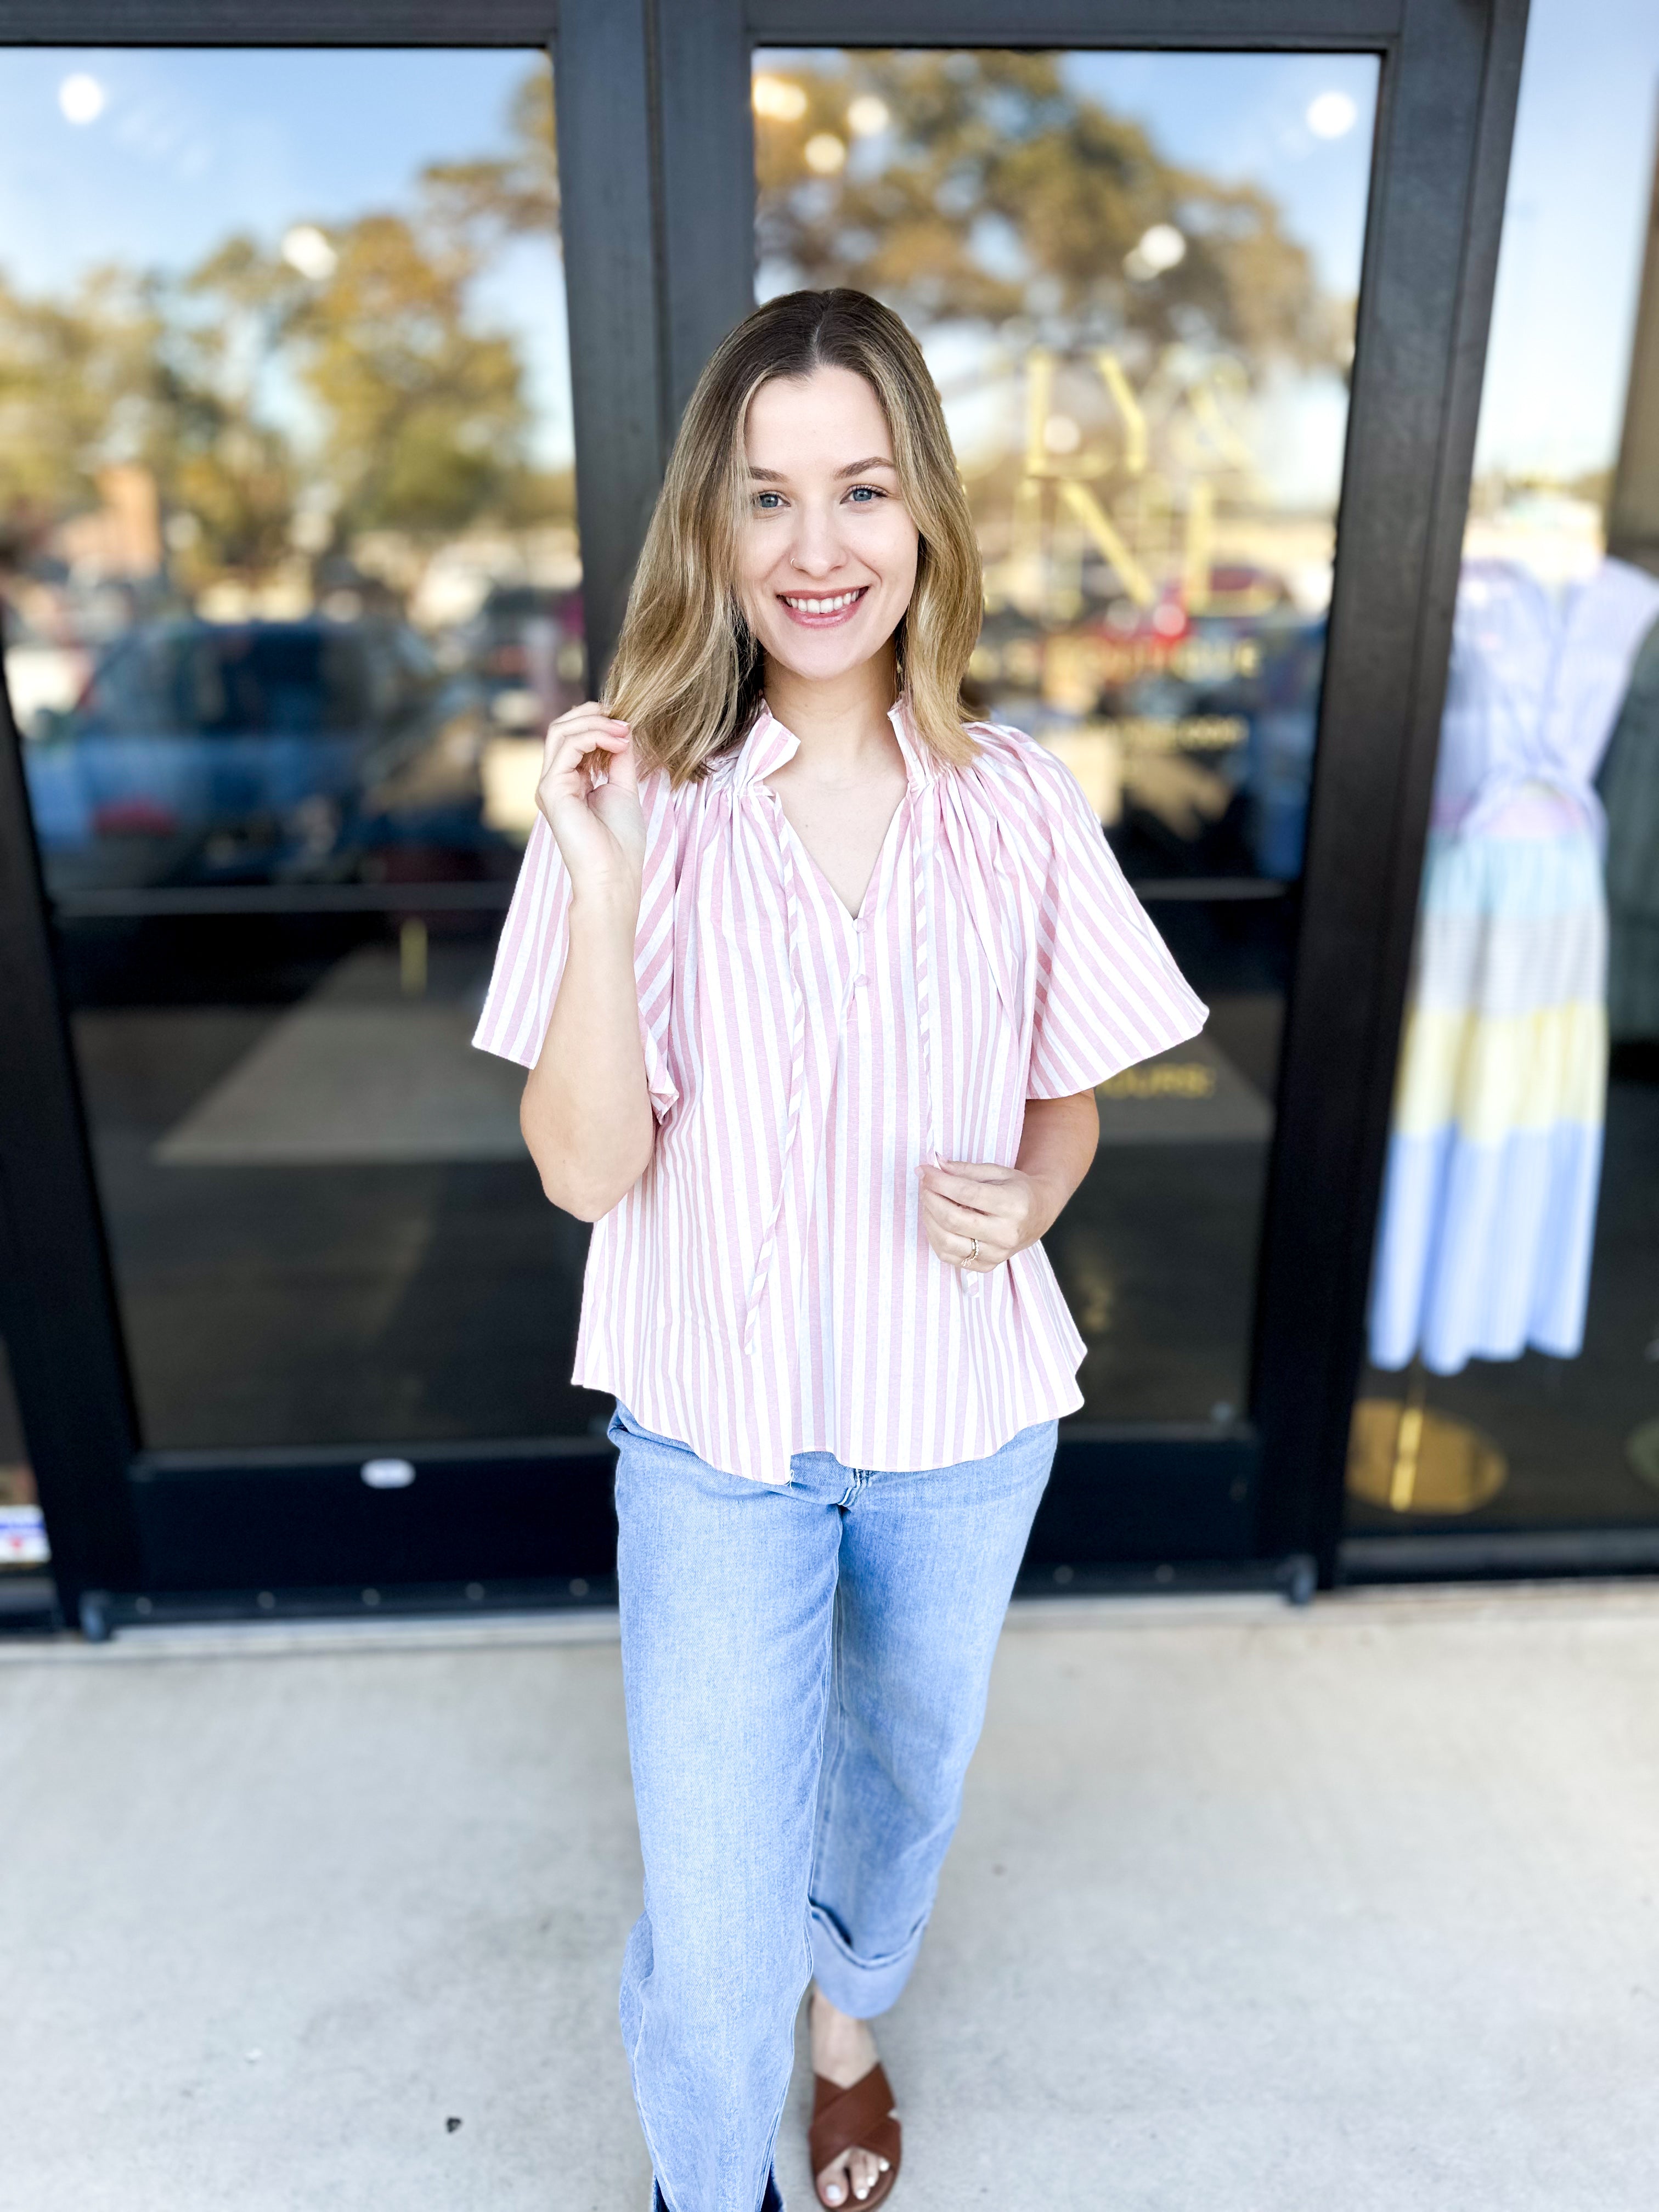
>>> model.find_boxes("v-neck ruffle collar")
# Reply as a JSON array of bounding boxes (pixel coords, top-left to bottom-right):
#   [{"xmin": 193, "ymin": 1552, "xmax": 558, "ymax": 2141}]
[{"xmin": 724, "ymin": 698, "xmax": 935, "ymax": 796}]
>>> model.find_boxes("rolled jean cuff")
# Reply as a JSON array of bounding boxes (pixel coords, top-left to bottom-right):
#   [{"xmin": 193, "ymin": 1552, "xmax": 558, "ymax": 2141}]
[
  {"xmin": 808, "ymin": 1901, "xmax": 927, "ymax": 2019},
  {"xmin": 653, "ymin": 2174, "xmax": 781, "ymax": 2212}
]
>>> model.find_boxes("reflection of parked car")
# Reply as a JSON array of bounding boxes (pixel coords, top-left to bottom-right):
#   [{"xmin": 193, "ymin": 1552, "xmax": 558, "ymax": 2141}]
[
  {"xmin": 24, "ymin": 617, "xmax": 489, "ymax": 896},
  {"xmin": 461, "ymin": 584, "xmax": 585, "ymax": 731},
  {"xmin": 1, "ymin": 601, "xmax": 92, "ymax": 740}
]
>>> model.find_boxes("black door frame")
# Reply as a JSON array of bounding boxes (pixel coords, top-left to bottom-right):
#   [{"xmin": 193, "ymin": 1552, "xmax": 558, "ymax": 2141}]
[{"xmin": 0, "ymin": 0, "xmax": 1526, "ymax": 1624}]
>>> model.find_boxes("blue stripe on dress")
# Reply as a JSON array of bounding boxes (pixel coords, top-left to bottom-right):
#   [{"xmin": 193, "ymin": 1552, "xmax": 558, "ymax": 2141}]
[{"xmin": 1368, "ymin": 823, "xmax": 1607, "ymax": 1374}]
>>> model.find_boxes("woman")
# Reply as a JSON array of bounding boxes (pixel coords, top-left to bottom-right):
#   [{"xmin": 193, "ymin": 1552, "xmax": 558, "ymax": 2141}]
[{"xmin": 475, "ymin": 289, "xmax": 1205, "ymax": 2212}]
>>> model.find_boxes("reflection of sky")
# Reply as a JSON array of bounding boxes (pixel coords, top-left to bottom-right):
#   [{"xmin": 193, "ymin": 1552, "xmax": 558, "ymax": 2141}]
[
  {"xmin": 1474, "ymin": 0, "xmax": 1659, "ymax": 484},
  {"xmin": 0, "ymin": 48, "xmax": 574, "ymax": 467}
]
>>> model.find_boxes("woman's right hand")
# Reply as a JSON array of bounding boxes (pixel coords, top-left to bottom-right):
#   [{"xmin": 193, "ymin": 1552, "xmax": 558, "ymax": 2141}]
[{"xmin": 535, "ymin": 701, "xmax": 646, "ymax": 907}]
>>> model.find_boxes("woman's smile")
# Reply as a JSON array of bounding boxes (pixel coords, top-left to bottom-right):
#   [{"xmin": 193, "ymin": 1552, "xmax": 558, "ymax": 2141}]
[{"xmin": 778, "ymin": 585, "xmax": 870, "ymax": 626}]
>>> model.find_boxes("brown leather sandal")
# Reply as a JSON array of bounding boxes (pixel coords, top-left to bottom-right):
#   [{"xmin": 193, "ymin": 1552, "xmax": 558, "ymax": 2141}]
[{"xmin": 808, "ymin": 2062, "xmax": 902, "ymax": 2209}]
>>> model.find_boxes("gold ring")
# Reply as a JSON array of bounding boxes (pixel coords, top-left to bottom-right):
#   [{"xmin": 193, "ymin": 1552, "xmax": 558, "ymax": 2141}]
[{"xmin": 966, "ymin": 1237, "xmax": 979, "ymax": 1265}]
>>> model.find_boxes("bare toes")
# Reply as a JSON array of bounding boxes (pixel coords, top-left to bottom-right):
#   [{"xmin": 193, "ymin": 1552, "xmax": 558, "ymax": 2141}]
[
  {"xmin": 817, "ymin": 2152, "xmax": 852, "ymax": 2208},
  {"xmin": 819, "ymin": 2145, "xmax": 890, "ymax": 2206},
  {"xmin": 848, "ymin": 2147, "xmax": 882, "ymax": 2199}
]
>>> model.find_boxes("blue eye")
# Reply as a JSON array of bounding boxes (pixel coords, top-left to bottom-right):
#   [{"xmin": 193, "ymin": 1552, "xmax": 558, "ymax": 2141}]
[
  {"xmin": 848, "ymin": 485, "xmax": 884, "ymax": 504},
  {"xmin": 753, "ymin": 490, "xmax": 783, "ymax": 510}
]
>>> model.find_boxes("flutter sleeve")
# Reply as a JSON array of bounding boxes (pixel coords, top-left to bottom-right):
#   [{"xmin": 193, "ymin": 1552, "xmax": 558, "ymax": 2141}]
[
  {"xmin": 1023, "ymin": 742, "xmax": 1209, "ymax": 1097},
  {"xmin": 471, "ymin": 780, "xmax": 680, "ymax": 1122}
]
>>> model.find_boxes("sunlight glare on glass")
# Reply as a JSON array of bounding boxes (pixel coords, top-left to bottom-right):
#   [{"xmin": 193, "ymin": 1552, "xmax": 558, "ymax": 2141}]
[
  {"xmin": 1125, "ymin": 222, "xmax": 1187, "ymax": 280},
  {"xmin": 846, "ymin": 95, "xmax": 890, "ymax": 138},
  {"xmin": 753, "ymin": 73, "xmax": 808, "ymax": 121},
  {"xmin": 804, "ymin": 132, "xmax": 847, "ymax": 175},
  {"xmin": 1306, "ymin": 90, "xmax": 1359, "ymax": 140},
  {"xmin": 58, "ymin": 72, "xmax": 106, "ymax": 125},
  {"xmin": 280, "ymin": 224, "xmax": 337, "ymax": 281}
]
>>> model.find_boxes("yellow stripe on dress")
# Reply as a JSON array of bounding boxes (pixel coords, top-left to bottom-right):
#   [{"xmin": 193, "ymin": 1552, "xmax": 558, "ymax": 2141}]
[{"xmin": 1391, "ymin": 1000, "xmax": 1607, "ymax": 1143}]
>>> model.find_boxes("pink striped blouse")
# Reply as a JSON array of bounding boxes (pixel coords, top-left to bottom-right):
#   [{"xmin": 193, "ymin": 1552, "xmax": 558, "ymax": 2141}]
[{"xmin": 475, "ymin": 703, "xmax": 1206, "ymax": 1484}]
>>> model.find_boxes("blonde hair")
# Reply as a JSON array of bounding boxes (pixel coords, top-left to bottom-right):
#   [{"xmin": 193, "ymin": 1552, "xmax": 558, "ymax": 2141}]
[{"xmin": 604, "ymin": 289, "xmax": 983, "ymax": 785}]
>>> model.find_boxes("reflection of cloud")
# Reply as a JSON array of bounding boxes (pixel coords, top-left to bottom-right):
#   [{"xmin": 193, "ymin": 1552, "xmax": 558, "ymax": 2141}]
[
  {"xmin": 111, "ymin": 94, "xmax": 215, "ymax": 182},
  {"xmin": 58, "ymin": 73, "xmax": 106, "ymax": 125}
]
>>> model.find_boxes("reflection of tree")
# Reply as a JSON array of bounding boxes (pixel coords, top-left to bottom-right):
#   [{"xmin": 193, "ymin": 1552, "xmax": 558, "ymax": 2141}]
[
  {"xmin": 303, "ymin": 216, "xmax": 528, "ymax": 540},
  {"xmin": 168, "ymin": 240, "xmax": 303, "ymax": 579},
  {"xmin": 757, "ymin": 52, "xmax": 1342, "ymax": 373},
  {"xmin": 0, "ymin": 64, "xmax": 567, "ymax": 596},
  {"xmin": 419, "ymin": 68, "xmax": 560, "ymax": 255},
  {"xmin": 0, "ymin": 269, "xmax": 171, "ymax": 546},
  {"xmin": 178, "ymin": 215, "xmax": 533, "ymax": 556}
]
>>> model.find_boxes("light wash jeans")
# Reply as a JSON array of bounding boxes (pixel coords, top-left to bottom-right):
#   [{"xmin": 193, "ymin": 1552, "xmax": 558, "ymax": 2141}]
[{"xmin": 609, "ymin": 1400, "xmax": 1058, "ymax": 2212}]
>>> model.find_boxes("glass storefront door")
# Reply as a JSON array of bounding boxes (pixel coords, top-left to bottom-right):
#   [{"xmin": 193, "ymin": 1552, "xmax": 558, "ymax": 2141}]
[
  {"xmin": 754, "ymin": 48, "xmax": 1377, "ymax": 1430},
  {"xmin": 2, "ymin": 47, "xmax": 620, "ymax": 1599},
  {"xmin": 1345, "ymin": 0, "xmax": 1659, "ymax": 1558}
]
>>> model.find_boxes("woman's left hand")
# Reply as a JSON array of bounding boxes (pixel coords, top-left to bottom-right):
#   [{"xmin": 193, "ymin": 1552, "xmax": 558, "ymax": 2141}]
[{"xmin": 917, "ymin": 1160, "xmax": 1053, "ymax": 1272}]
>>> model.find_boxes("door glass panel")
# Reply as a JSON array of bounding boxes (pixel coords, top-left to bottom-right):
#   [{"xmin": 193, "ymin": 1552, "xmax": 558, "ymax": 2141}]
[
  {"xmin": 2, "ymin": 50, "xmax": 595, "ymax": 1451},
  {"xmin": 755, "ymin": 49, "xmax": 1378, "ymax": 1421},
  {"xmin": 1347, "ymin": 0, "xmax": 1659, "ymax": 1533}
]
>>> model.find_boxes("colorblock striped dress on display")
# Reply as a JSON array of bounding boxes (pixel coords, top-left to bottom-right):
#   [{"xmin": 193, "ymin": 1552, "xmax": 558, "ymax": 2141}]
[
  {"xmin": 475, "ymin": 704, "xmax": 1206, "ymax": 1486},
  {"xmin": 1369, "ymin": 557, "xmax": 1659, "ymax": 1376}
]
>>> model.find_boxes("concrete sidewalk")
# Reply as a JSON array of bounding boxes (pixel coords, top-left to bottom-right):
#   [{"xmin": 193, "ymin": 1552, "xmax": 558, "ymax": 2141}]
[{"xmin": 4, "ymin": 1584, "xmax": 1658, "ymax": 2211}]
